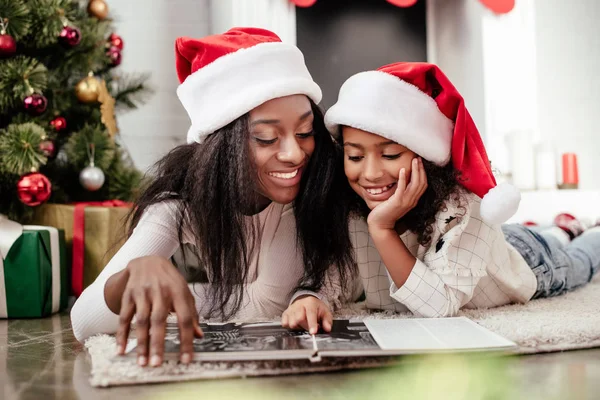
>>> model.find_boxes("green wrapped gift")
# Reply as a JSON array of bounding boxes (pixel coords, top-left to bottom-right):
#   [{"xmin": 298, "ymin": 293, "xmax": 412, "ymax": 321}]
[{"xmin": 1, "ymin": 216, "xmax": 68, "ymax": 318}]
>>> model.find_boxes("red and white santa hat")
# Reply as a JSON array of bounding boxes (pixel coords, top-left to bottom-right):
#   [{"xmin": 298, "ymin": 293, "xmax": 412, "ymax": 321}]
[
  {"xmin": 325, "ymin": 62, "xmax": 520, "ymax": 225},
  {"xmin": 175, "ymin": 27, "xmax": 322, "ymax": 143}
]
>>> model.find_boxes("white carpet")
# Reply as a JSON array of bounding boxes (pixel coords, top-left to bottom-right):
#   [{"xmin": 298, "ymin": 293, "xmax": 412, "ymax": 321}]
[{"xmin": 86, "ymin": 275, "xmax": 600, "ymax": 387}]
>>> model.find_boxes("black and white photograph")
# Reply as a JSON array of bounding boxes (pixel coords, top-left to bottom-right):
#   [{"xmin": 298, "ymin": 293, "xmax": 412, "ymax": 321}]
[{"xmin": 157, "ymin": 319, "xmax": 381, "ymax": 359}]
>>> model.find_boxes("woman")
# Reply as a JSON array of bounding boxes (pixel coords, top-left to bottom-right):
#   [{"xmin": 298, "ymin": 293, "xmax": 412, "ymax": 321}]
[{"xmin": 70, "ymin": 28, "xmax": 354, "ymax": 367}]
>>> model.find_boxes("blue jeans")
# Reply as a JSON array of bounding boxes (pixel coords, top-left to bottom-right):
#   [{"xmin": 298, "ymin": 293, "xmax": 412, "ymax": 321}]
[{"xmin": 502, "ymin": 224, "xmax": 600, "ymax": 299}]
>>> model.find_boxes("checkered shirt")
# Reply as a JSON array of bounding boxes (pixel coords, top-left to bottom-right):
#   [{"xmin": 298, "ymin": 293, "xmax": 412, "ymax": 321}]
[{"xmin": 349, "ymin": 192, "xmax": 537, "ymax": 317}]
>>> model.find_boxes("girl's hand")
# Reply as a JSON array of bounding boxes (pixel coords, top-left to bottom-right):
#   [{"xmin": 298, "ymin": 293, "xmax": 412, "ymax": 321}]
[
  {"xmin": 281, "ymin": 295, "xmax": 333, "ymax": 334},
  {"xmin": 367, "ymin": 157, "xmax": 428, "ymax": 231},
  {"xmin": 109, "ymin": 255, "xmax": 203, "ymax": 367}
]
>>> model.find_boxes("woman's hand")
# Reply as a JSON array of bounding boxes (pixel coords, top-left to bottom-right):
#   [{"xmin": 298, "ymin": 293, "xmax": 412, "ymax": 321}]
[
  {"xmin": 281, "ymin": 295, "xmax": 333, "ymax": 334},
  {"xmin": 106, "ymin": 255, "xmax": 203, "ymax": 367},
  {"xmin": 367, "ymin": 157, "xmax": 428, "ymax": 231}
]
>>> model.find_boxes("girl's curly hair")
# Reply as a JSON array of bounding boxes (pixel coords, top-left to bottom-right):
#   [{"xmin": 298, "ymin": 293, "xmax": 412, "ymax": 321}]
[
  {"xmin": 347, "ymin": 159, "xmax": 464, "ymax": 246},
  {"xmin": 402, "ymin": 160, "xmax": 464, "ymax": 245}
]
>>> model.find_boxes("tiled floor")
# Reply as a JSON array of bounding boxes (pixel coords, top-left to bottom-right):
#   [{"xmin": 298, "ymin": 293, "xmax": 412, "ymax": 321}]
[{"xmin": 1, "ymin": 313, "xmax": 599, "ymax": 400}]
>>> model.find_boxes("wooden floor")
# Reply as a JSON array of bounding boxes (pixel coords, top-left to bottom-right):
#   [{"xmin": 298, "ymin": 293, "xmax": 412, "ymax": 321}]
[{"xmin": 1, "ymin": 313, "xmax": 599, "ymax": 400}]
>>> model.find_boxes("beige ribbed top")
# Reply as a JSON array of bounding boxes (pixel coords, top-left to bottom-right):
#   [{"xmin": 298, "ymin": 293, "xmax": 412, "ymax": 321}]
[{"xmin": 70, "ymin": 200, "xmax": 303, "ymax": 342}]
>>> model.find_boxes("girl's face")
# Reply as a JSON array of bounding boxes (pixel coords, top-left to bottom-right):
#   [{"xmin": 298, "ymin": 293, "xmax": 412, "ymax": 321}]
[
  {"xmin": 343, "ymin": 126, "xmax": 417, "ymax": 210},
  {"xmin": 249, "ymin": 95, "xmax": 315, "ymax": 205}
]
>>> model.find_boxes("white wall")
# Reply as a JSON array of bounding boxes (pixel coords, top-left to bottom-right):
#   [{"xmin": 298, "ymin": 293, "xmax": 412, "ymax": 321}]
[
  {"xmin": 109, "ymin": 0, "xmax": 211, "ymax": 173},
  {"xmin": 427, "ymin": 0, "xmax": 538, "ymax": 181},
  {"xmin": 428, "ymin": 0, "xmax": 600, "ymax": 191},
  {"xmin": 210, "ymin": 0, "xmax": 296, "ymax": 43},
  {"xmin": 427, "ymin": 0, "xmax": 487, "ymax": 144},
  {"xmin": 534, "ymin": 0, "xmax": 600, "ymax": 190}
]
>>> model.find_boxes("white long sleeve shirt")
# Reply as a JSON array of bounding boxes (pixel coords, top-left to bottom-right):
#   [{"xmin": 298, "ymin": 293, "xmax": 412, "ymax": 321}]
[
  {"xmin": 70, "ymin": 200, "xmax": 305, "ymax": 342},
  {"xmin": 350, "ymin": 192, "xmax": 538, "ymax": 317}
]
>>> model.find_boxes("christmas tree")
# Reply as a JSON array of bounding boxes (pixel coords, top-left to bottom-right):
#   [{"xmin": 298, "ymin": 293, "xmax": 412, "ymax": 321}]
[{"xmin": 0, "ymin": 0, "xmax": 151, "ymax": 222}]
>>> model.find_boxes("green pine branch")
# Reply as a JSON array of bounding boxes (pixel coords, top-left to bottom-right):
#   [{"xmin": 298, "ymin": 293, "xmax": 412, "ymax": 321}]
[
  {"xmin": 108, "ymin": 72, "xmax": 153, "ymax": 110},
  {"xmin": 0, "ymin": 171, "xmax": 35, "ymax": 222},
  {"xmin": 0, "ymin": 0, "xmax": 31, "ymax": 40},
  {"xmin": 106, "ymin": 147, "xmax": 144, "ymax": 200},
  {"xmin": 50, "ymin": 17, "xmax": 112, "ymax": 77},
  {"xmin": 24, "ymin": 0, "xmax": 78, "ymax": 48},
  {"xmin": 0, "ymin": 122, "xmax": 48, "ymax": 175},
  {"xmin": 0, "ymin": 55, "xmax": 48, "ymax": 111},
  {"xmin": 64, "ymin": 123, "xmax": 115, "ymax": 171}
]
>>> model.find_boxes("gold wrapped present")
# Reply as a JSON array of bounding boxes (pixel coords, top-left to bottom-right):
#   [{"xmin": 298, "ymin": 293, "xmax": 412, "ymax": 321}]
[{"xmin": 32, "ymin": 201, "xmax": 132, "ymax": 296}]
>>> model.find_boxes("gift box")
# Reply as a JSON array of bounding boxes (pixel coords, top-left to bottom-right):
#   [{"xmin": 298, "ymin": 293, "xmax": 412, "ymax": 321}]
[
  {"xmin": 1, "ymin": 217, "xmax": 68, "ymax": 318},
  {"xmin": 32, "ymin": 201, "xmax": 132, "ymax": 296}
]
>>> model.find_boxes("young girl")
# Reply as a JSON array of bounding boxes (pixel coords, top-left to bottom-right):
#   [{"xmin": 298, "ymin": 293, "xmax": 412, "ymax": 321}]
[
  {"xmin": 282, "ymin": 62, "xmax": 600, "ymax": 333},
  {"xmin": 70, "ymin": 28, "xmax": 354, "ymax": 367}
]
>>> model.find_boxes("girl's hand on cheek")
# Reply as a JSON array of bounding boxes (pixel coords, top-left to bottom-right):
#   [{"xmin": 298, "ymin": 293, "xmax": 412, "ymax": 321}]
[{"xmin": 367, "ymin": 157, "xmax": 428, "ymax": 232}]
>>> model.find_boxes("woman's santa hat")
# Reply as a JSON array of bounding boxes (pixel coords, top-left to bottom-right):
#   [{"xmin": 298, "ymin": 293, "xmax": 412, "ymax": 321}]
[
  {"xmin": 325, "ymin": 62, "xmax": 520, "ymax": 225},
  {"xmin": 175, "ymin": 27, "xmax": 322, "ymax": 143}
]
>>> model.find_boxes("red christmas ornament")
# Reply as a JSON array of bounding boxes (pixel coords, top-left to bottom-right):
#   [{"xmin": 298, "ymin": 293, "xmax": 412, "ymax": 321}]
[
  {"xmin": 59, "ymin": 26, "xmax": 82, "ymax": 47},
  {"xmin": 386, "ymin": 0, "xmax": 418, "ymax": 7},
  {"xmin": 106, "ymin": 45, "xmax": 122, "ymax": 66},
  {"xmin": 17, "ymin": 172, "xmax": 52, "ymax": 206},
  {"xmin": 0, "ymin": 33, "xmax": 17, "ymax": 57},
  {"xmin": 108, "ymin": 33, "xmax": 124, "ymax": 50},
  {"xmin": 23, "ymin": 93, "xmax": 48, "ymax": 115},
  {"xmin": 290, "ymin": 0, "xmax": 317, "ymax": 7},
  {"xmin": 479, "ymin": 0, "xmax": 515, "ymax": 14},
  {"xmin": 50, "ymin": 116, "xmax": 67, "ymax": 132},
  {"xmin": 39, "ymin": 140, "xmax": 56, "ymax": 158}
]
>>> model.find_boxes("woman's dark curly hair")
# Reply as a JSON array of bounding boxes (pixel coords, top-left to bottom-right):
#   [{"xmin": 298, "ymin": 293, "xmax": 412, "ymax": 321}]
[
  {"xmin": 343, "ymin": 152, "xmax": 464, "ymax": 247},
  {"xmin": 126, "ymin": 100, "xmax": 355, "ymax": 319}
]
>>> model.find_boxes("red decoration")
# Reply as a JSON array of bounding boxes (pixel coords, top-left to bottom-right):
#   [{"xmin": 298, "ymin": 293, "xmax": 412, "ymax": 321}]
[
  {"xmin": 478, "ymin": 0, "xmax": 515, "ymax": 14},
  {"xmin": 108, "ymin": 33, "xmax": 124, "ymax": 50},
  {"xmin": 23, "ymin": 93, "xmax": 48, "ymax": 115},
  {"xmin": 290, "ymin": 0, "xmax": 515, "ymax": 14},
  {"xmin": 106, "ymin": 45, "xmax": 122, "ymax": 66},
  {"xmin": 17, "ymin": 172, "xmax": 52, "ymax": 206},
  {"xmin": 561, "ymin": 153, "xmax": 579, "ymax": 186},
  {"xmin": 0, "ymin": 33, "xmax": 17, "ymax": 57},
  {"xmin": 386, "ymin": 0, "xmax": 418, "ymax": 7},
  {"xmin": 290, "ymin": 0, "xmax": 317, "ymax": 6},
  {"xmin": 50, "ymin": 116, "xmax": 67, "ymax": 132},
  {"xmin": 39, "ymin": 140, "xmax": 56, "ymax": 158},
  {"xmin": 71, "ymin": 200, "xmax": 132, "ymax": 296},
  {"xmin": 554, "ymin": 213, "xmax": 584, "ymax": 239},
  {"xmin": 59, "ymin": 26, "xmax": 82, "ymax": 47}
]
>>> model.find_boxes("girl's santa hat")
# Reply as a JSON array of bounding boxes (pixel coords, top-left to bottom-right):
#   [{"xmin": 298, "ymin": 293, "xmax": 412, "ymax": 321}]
[
  {"xmin": 325, "ymin": 62, "xmax": 520, "ymax": 225},
  {"xmin": 175, "ymin": 27, "xmax": 322, "ymax": 143}
]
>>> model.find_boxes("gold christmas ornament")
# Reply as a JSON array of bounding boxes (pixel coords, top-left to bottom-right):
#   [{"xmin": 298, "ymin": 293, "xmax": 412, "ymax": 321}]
[
  {"xmin": 87, "ymin": 0, "xmax": 109, "ymax": 20},
  {"xmin": 75, "ymin": 73, "xmax": 100, "ymax": 103},
  {"xmin": 98, "ymin": 80, "xmax": 118, "ymax": 138}
]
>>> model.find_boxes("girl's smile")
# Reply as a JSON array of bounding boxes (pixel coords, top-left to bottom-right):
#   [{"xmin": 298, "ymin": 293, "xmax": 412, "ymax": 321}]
[{"xmin": 361, "ymin": 182, "xmax": 397, "ymax": 201}]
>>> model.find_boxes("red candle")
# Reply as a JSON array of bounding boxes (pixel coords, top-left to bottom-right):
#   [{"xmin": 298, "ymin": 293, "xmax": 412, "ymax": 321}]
[{"xmin": 561, "ymin": 153, "xmax": 579, "ymax": 185}]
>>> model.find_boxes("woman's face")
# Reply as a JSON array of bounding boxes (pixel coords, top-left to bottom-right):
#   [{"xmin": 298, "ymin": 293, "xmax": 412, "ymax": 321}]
[
  {"xmin": 342, "ymin": 126, "xmax": 417, "ymax": 210},
  {"xmin": 249, "ymin": 95, "xmax": 315, "ymax": 205}
]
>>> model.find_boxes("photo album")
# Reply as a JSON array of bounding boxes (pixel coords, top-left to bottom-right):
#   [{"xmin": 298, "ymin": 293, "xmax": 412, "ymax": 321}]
[{"xmin": 123, "ymin": 317, "xmax": 517, "ymax": 362}]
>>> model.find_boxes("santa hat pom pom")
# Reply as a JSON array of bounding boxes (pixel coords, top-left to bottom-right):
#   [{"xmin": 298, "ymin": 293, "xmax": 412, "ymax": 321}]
[{"xmin": 480, "ymin": 182, "xmax": 521, "ymax": 225}]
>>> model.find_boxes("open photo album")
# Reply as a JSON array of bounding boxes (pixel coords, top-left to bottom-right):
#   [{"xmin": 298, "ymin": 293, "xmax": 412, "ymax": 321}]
[{"xmin": 123, "ymin": 317, "xmax": 517, "ymax": 362}]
